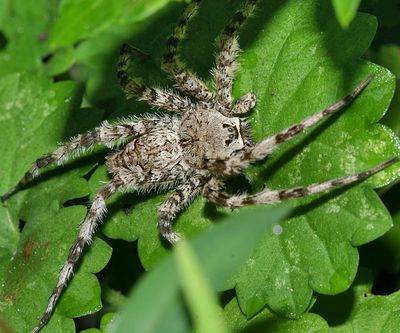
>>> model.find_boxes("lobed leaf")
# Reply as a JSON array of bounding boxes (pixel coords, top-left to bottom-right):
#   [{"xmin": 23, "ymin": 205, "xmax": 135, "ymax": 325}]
[
  {"xmin": 226, "ymin": 268, "xmax": 400, "ymax": 332},
  {"xmin": 0, "ymin": 73, "xmax": 109, "ymax": 332},
  {"xmin": 224, "ymin": 296, "xmax": 329, "ymax": 333},
  {"xmin": 312, "ymin": 268, "xmax": 400, "ymax": 332},
  {"xmin": 232, "ymin": 0, "xmax": 400, "ymax": 318}
]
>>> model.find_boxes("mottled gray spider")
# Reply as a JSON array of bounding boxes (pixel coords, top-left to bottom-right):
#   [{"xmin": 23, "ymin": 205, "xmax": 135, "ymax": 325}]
[{"xmin": 1, "ymin": 0, "xmax": 397, "ymax": 332}]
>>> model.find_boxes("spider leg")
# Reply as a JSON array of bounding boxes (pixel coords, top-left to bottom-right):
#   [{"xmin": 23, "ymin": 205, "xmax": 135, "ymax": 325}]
[
  {"xmin": 231, "ymin": 92, "xmax": 256, "ymax": 115},
  {"xmin": 202, "ymin": 177, "xmax": 225, "ymax": 204},
  {"xmin": 248, "ymin": 75, "xmax": 373, "ymax": 162},
  {"xmin": 1, "ymin": 118, "xmax": 157, "ymax": 201},
  {"xmin": 158, "ymin": 176, "xmax": 203, "ymax": 243},
  {"xmin": 214, "ymin": 36, "xmax": 240, "ymax": 108},
  {"xmin": 30, "ymin": 179, "xmax": 123, "ymax": 333},
  {"xmin": 204, "ymin": 158, "xmax": 398, "ymax": 209},
  {"xmin": 162, "ymin": 0, "xmax": 214, "ymax": 103},
  {"xmin": 213, "ymin": 0, "xmax": 258, "ymax": 108},
  {"xmin": 118, "ymin": 44, "xmax": 195, "ymax": 113}
]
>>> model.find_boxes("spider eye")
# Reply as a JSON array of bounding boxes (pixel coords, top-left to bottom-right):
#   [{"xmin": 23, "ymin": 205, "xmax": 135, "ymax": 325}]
[
  {"xmin": 225, "ymin": 139, "xmax": 233, "ymax": 146},
  {"xmin": 222, "ymin": 123, "xmax": 230, "ymax": 128}
]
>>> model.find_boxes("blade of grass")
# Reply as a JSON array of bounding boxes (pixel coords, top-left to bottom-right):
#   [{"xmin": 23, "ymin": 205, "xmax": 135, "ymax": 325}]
[
  {"xmin": 176, "ymin": 240, "xmax": 228, "ymax": 333},
  {"xmin": 332, "ymin": 0, "xmax": 362, "ymax": 28}
]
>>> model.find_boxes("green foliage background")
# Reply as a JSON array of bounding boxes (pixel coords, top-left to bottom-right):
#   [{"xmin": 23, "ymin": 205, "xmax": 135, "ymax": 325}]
[{"xmin": 0, "ymin": 0, "xmax": 400, "ymax": 332}]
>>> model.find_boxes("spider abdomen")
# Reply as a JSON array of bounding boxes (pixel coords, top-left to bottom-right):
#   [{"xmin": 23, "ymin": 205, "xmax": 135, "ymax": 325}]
[{"xmin": 106, "ymin": 129, "xmax": 189, "ymax": 187}]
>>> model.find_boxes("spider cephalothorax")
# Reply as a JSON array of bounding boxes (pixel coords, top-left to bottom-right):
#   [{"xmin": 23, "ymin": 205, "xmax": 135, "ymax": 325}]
[
  {"xmin": 179, "ymin": 110, "xmax": 248, "ymax": 165},
  {"xmin": 1, "ymin": 0, "xmax": 397, "ymax": 332}
]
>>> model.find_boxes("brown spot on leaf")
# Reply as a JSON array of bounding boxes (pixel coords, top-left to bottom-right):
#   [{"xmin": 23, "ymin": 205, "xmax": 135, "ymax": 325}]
[
  {"xmin": 1, "ymin": 291, "xmax": 16, "ymax": 304},
  {"xmin": 0, "ymin": 316, "xmax": 13, "ymax": 333},
  {"xmin": 23, "ymin": 239, "xmax": 36, "ymax": 262}
]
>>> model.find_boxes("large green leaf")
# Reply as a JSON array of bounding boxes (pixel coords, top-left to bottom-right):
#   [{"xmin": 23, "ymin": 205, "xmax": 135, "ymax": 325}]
[
  {"xmin": 233, "ymin": 0, "xmax": 399, "ymax": 318},
  {"xmin": 0, "ymin": 73, "xmax": 110, "ymax": 332}
]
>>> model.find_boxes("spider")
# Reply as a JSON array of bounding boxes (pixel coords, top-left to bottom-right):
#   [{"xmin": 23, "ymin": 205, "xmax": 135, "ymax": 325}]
[{"xmin": 1, "ymin": 0, "xmax": 397, "ymax": 332}]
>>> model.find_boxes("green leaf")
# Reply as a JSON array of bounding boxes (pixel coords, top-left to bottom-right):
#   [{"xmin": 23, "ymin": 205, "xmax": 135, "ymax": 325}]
[
  {"xmin": 332, "ymin": 0, "xmax": 362, "ymax": 28},
  {"xmin": 100, "ymin": 313, "xmax": 116, "ymax": 331},
  {"xmin": 50, "ymin": 0, "xmax": 177, "ymax": 49},
  {"xmin": 57, "ymin": 238, "xmax": 113, "ymax": 317},
  {"xmin": 0, "ymin": 0, "xmax": 57, "ymax": 75},
  {"xmin": 231, "ymin": 0, "xmax": 400, "ymax": 318},
  {"xmin": 0, "ymin": 73, "xmax": 109, "ymax": 332},
  {"xmin": 312, "ymin": 268, "xmax": 400, "ymax": 332},
  {"xmin": 44, "ymin": 46, "xmax": 75, "ymax": 76},
  {"xmin": 107, "ymin": 206, "xmax": 290, "ymax": 333},
  {"xmin": 224, "ymin": 296, "xmax": 329, "ymax": 333},
  {"xmin": 226, "ymin": 268, "xmax": 400, "ymax": 332}
]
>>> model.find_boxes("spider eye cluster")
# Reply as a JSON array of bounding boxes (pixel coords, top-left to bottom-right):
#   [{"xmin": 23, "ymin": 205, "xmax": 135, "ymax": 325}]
[{"xmin": 222, "ymin": 123, "xmax": 239, "ymax": 146}]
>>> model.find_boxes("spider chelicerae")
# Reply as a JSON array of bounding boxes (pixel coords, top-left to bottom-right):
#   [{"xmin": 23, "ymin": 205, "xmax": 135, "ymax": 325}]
[{"xmin": 1, "ymin": 0, "xmax": 398, "ymax": 332}]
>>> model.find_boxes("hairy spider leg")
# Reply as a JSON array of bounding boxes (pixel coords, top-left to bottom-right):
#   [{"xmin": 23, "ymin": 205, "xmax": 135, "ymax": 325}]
[
  {"xmin": 1, "ymin": 118, "xmax": 159, "ymax": 201},
  {"xmin": 161, "ymin": 0, "xmax": 215, "ymax": 103},
  {"xmin": 214, "ymin": 0, "xmax": 258, "ymax": 109},
  {"xmin": 30, "ymin": 179, "xmax": 123, "ymax": 333},
  {"xmin": 205, "ymin": 74, "xmax": 374, "ymax": 176},
  {"xmin": 204, "ymin": 157, "xmax": 398, "ymax": 208},
  {"xmin": 118, "ymin": 44, "xmax": 195, "ymax": 113},
  {"xmin": 158, "ymin": 176, "xmax": 204, "ymax": 243},
  {"xmin": 249, "ymin": 75, "xmax": 374, "ymax": 161}
]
